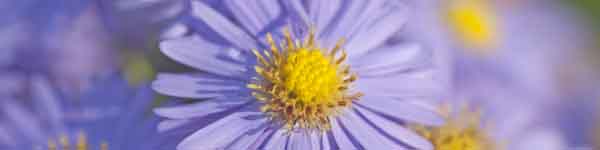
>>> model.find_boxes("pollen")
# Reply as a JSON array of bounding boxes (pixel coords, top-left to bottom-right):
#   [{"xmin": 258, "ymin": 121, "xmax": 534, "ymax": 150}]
[
  {"xmin": 46, "ymin": 132, "xmax": 109, "ymax": 150},
  {"xmin": 247, "ymin": 28, "xmax": 362, "ymax": 131},
  {"xmin": 411, "ymin": 105, "xmax": 497, "ymax": 150},
  {"xmin": 447, "ymin": 0, "xmax": 498, "ymax": 51}
]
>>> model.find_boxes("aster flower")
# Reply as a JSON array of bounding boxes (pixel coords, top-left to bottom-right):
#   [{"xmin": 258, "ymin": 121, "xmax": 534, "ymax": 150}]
[
  {"xmin": 152, "ymin": 0, "xmax": 444, "ymax": 149},
  {"xmin": 0, "ymin": 1, "xmax": 118, "ymax": 93},
  {"xmin": 411, "ymin": 101, "xmax": 567, "ymax": 150},
  {"xmin": 0, "ymin": 73, "xmax": 159, "ymax": 150}
]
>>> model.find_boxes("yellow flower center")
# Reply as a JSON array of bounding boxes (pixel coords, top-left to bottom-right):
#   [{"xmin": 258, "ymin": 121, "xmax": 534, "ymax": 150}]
[
  {"xmin": 46, "ymin": 132, "xmax": 108, "ymax": 150},
  {"xmin": 247, "ymin": 28, "xmax": 362, "ymax": 131},
  {"xmin": 447, "ymin": 0, "xmax": 498, "ymax": 51},
  {"xmin": 412, "ymin": 106, "xmax": 496, "ymax": 150}
]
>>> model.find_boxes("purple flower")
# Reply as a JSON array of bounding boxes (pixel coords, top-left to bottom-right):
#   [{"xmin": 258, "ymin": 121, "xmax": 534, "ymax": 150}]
[
  {"xmin": 0, "ymin": 1, "xmax": 118, "ymax": 93},
  {"xmin": 0, "ymin": 74, "xmax": 160, "ymax": 150},
  {"xmin": 400, "ymin": 0, "xmax": 593, "ymax": 149},
  {"xmin": 152, "ymin": 0, "xmax": 444, "ymax": 149}
]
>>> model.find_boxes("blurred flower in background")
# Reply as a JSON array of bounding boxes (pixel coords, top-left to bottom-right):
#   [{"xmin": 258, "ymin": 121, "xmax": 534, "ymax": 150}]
[
  {"xmin": 400, "ymin": 0, "xmax": 597, "ymax": 149},
  {"xmin": 0, "ymin": 0, "xmax": 119, "ymax": 94},
  {"xmin": 0, "ymin": 74, "xmax": 159, "ymax": 150}
]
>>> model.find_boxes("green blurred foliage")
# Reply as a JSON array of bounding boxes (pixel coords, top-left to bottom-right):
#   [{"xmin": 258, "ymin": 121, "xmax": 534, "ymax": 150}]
[{"xmin": 563, "ymin": 0, "xmax": 600, "ymax": 65}]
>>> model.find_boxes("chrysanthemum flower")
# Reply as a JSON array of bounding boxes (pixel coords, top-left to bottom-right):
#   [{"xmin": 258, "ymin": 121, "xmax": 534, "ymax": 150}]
[
  {"xmin": 0, "ymin": 74, "xmax": 159, "ymax": 150},
  {"xmin": 153, "ymin": 0, "xmax": 444, "ymax": 149}
]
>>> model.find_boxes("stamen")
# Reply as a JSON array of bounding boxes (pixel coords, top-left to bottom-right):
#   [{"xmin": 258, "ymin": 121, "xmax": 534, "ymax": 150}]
[
  {"xmin": 60, "ymin": 134, "xmax": 69, "ymax": 150},
  {"xmin": 45, "ymin": 132, "xmax": 109, "ymax": 150},
  {"xmin": 77, "ymin": 132, "xmax": 87, "ymax": 150},
  {"xmin": 249, "ymin": 27, "xmax": 361, "ymax": 131},
  {"xmin": 101, "ymin": 142, "xmax": 108, "ymax": 150},
  {"xmin": 48, "ymin": 139, "xmax": 57, "ymax": 150},
  {"xmin": 411, "ymin": 105, "xmax": 497, "ymax": 150}
]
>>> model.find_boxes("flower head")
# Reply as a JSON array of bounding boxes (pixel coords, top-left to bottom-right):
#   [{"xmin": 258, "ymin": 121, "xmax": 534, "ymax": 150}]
[
  {"xmin": 153, "ymin": 0, "xmax": 444, "ymax": 149},
  {"xmin": 0, "ymin": 73, "xmax": 159, "ymax": 150},
  {"xmin": 247, "ymin": 29, "xmax": 363, "ymax": 131},
  {"xmin": 412, "ymin": 104, "xmax": 496, "ymax": 150}
]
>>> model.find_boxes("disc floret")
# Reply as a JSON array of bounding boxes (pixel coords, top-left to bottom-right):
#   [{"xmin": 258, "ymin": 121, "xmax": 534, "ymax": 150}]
[{"xmin": 247, "ymin": 28, "xmax": 362, "ymax": 131}]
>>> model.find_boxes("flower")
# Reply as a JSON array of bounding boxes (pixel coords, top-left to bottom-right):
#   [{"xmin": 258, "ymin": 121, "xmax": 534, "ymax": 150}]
[
  {"xmin": 0, "ymin": 1, "xmax": 118, "ymax": 93},
  {"xmin": 400, "ymin": 1, "xmax": 593, "ymax": 149},
  {"xmin": 411, "ymin": 104, "xmax": 496, "ymax": 150},
  {"xmin": 412, "ymin": 101, "xmax": 567, "ymax": 150},
  {"xmin": 0, "ymin": 73, "xmax": 159, "ymax": 150},
  {"xmin": 153, "ymin": 0, "xmax": 444, "ymax": 149}
]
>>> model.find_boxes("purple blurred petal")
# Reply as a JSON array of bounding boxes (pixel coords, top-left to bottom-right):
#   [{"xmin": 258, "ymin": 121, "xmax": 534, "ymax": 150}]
[
  {"xmin": 1, "ymin": 100, "xmax": 44, "ymax": 144},
  {"xmin": 30, "ymin": 75, "xmax": 65, "ymax": 134}
]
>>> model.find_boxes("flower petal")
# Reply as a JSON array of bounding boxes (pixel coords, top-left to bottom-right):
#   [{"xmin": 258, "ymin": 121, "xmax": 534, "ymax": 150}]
[
  {"xmin": 337, "ymin": 109, "xmax": 403, "ymax": 149},
  {"xmin": 330, "ymin": 118, "xmax": 357, "ymax": 149},
  {"xmin": 225, "ymin": 0, "xmax": 283, "ymax": 36},
  {"xmin": 356, "ymin": 95, "xmax": 444, "ymax": 126},
  {"xmin": 177, "ymin": 112, "xmax": 266, "ymax": 150},
  {"xmin": 31, "ymin": 76, "xmax": 65, "ymax": 134},
  {"xmin": 306, "ymin": 0, "xmax": 343, "ymax": 35},
  {"xmin": 354, "ymin": 106, "xmax": 433, "ymax": 150},
  {"xmin": 1, "ymin": 100, "xmax": 44, "ymax": 143},
  {"xmin": 154, "ymin": 98, "xmax": 252, "ymax": 119},
  {"xmin": 320, "ymin": 132, "xmax": 332, "ymax": 150},
  {"xmin": 288, "ymin": 131, "xmax": 311, "ymax": 150},
  {"xmin": 356, "ymin": 74, "xmax": 442, "ymax": 98},
  {"xmin": 160, "ymin": 36, "xmax": 248, "ymax": 77},
  {"xmin": 262, "ymin": 129, "xmax": 289, "ymax": 150},
  {"xmin": 189, "ymin": 1, "xmax": 259, "ymax": 49},
  {"xmin": 152, "ymin": 73, "xmax": 247, "ymax": 99},
  {"xmin": 316, "ymin": 0, "xmax": 406, "ymax": 57},
  {"xmin": 157, "ymin": 119, "xmax": 191, "ymax": 133},
  {"xmin": 227, "ymin": 127, "xmax": 275, "ymax": 149},
  {"xmin": 352, "ymin": 43, "xmax": 432, "ymax": 77},
  {"xmin": 344, "ymin": 0, "xmax": 408, "ymax": 58},
  {"xmin": 225, "ymin": 124, "xmax": 270, "ymax": 149}
]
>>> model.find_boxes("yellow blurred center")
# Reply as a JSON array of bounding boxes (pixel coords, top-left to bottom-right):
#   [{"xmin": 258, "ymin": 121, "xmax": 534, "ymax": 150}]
[
  {"xmin": 248, "ymin": 28, "xmax": 362, "ymax": 131},
  {"xmin": 447, "ymin": 0, "xmax": 498, "ymax": 51},
  {"xmin": 46, "ymin": 132, "xmax": 108, "ymax": 150},
  {"xmin": 412, "ymin": 106, "xmax": 496, "ymax": 150}
]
